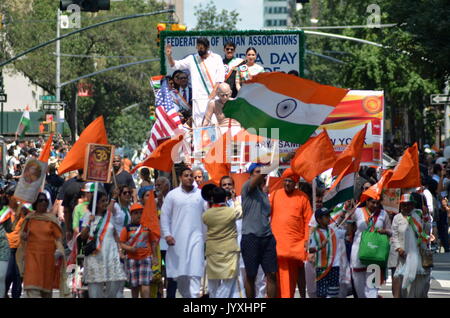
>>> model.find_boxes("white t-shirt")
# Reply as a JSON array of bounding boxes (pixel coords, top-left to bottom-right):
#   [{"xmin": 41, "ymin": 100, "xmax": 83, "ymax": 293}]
[{"xmin": 6, "ymin": 155, "xmax": 19, "ymax": 175}]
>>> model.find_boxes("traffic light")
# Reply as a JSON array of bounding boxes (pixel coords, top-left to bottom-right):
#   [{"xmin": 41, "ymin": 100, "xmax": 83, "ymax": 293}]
[
  {"xmin": 0, "ymin": 14, "xmax": 4, "ymax": 30},
  {"xmin": 60, "ymin": 0, "xmax": 110, "ymax": 12},
  {"xmin": 170, "ymin": 24, "xmax": 187, "ymax": 31},
  {"xmin": 156, "ymin": 23, "xmax": 166, "ymax": 46},
  {"xmin": 149, "ymin": 106, "xmax": 156, "ymax": 121},
  {"xmin": 42, "ymin": 121, "xmax": 57, "ymax": 134}
]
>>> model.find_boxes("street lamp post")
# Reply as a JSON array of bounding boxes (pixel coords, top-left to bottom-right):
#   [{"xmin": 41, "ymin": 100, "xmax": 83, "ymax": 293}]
[{"xmin": 56, "ymin": 9, "xmax": 62, "ymax": 135}]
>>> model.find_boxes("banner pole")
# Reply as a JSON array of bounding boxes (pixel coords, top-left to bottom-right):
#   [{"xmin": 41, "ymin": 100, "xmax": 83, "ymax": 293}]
[
  {"xmin": 312, "ymin": 178, "xmax": 317, "ymax": 212},
  {"xmin": 91, "ymin": 182, "xmax": 99, "ymax": 216}
]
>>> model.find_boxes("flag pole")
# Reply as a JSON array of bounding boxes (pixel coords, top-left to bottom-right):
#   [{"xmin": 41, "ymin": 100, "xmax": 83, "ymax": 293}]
[
  {"xmin": 312, "ymin": 178, "xmax": 317, "ymax": 212},
  {"xmin": 91, "ymin": 182, "xmax": 99, "ymax": 216}
]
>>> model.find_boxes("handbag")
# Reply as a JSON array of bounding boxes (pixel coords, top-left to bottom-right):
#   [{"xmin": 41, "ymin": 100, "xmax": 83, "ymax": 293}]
[
  {"xmin": 358, "ymin": 218, "xmax": 390, "ymax": 267},
  {"xmin": 82, "ymin": 217, "xmax": 103, "ymax": 256},
  {"xmin": 419, "ymin": 246, "xmax": 433, "ymax": 268},
  {"xmin": 408, "ymin": 214, "xmax": 433, "ymax": 268}
]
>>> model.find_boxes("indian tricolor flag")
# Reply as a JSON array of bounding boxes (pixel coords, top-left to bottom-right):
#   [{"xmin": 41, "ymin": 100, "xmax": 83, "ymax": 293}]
[
  {"xmin": 150, "ymin": 75, "xmax": 164, "ymax": 91},
  {"xmin": 223, "ymin": 72, "xmax": 349, "ymax": 144},
  {"xmin": 0, "ymin": 207, "xmax": 13, "ymax": 224},
  {"xmin": 323, "ymin": 164, "xmax": 356, "ymax": 209},
  {"xmin": 323, "ymin": 126, "xmax": 367, "ymax": 209},
  {"xmin": 16, "ymin": 106, "xmax": 30, "ymax": 138}
]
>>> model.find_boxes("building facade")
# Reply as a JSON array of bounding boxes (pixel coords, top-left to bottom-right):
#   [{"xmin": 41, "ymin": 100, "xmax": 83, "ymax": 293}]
[
  {"xmin": 161, "ymin": 0, "xmax": 184, "ymax": 24},
  {"xmin": 263, "ymin": 0, "xmax": 291, "ymax": 28},
  {"xmin": 2, "ymin": 67, "xmax": 47, "ymax": 112}
]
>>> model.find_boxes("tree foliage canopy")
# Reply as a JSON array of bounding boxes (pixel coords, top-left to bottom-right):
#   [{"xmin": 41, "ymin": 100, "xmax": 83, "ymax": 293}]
[
  {"xmin": 0, "ymin": 0, "xmax": 166, "ymax": 151},
  {"xmin": 291, "ymin": 0, "xmax": 446, "ymax": 146},
  {"xmin": 193, "ymin": 1, "xmax": 241, "ymax": 31}
]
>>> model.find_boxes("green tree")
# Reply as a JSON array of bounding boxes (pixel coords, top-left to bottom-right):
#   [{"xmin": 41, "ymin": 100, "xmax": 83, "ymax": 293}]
[
  {"xmin": 290, "ymin": 0, "xmax": 442, "ymax": 147},
  {"xmin": 0, "ymin": 0, "xmax": 165, "ymax": 151},
  {"xmin": 193, "ymin": 1, "xmax": 241, "ymax": 31}
]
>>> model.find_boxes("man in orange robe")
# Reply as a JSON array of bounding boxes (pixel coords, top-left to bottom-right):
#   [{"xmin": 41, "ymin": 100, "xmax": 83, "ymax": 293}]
[{"xmin": 270, "ymin": 169, "xmax": 313, "ymax": 298}]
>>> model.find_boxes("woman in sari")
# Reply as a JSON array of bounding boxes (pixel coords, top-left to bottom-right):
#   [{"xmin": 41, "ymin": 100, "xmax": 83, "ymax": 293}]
[
  {"xmin": 80, "ymin": 192, "xmax": 126, "ymax": 298},
  {"xmin": 20, "ymin": 192, "xmax": 68, "ymax": 298},
  {"xmin": 350, "ymin": 197, "xmax": 391, "ymax": 298},
  {"xmin": 392, "ymin": 194, "xmax": 430, "ymax": 297}
]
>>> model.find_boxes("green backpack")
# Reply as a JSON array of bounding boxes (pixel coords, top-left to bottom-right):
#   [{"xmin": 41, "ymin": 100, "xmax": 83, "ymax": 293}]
[{"xmin": 358, "ymin": 215, "xmax": 390, "ymax": 267}]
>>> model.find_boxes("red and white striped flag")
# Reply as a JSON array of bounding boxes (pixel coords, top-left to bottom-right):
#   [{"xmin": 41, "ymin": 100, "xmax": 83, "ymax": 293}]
[{"xmin": 142, "ymin": 106, "xmax": 182, "ymax": 158}]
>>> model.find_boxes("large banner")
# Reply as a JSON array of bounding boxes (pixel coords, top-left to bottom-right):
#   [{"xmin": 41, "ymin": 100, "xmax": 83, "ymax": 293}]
[
  {"xmin": 191, "ymin": 90, "xmax": 384, "ymax": 168},
  {"xmin": 160, "ymin": 30, "xmax": 305, "ymax": 75},
  {"xmin": 240, "ymin": 90, "xmax": 384, "ymax": 167},
  {"xmin": 318, "ymin": 90, "xmax": 384, "ymax": 167}
]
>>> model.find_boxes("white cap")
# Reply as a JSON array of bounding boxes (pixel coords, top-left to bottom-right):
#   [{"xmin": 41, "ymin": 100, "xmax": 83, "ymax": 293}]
[{"xmin": 436, "ymin": 157, "xmax": 448, "ymax": 166}]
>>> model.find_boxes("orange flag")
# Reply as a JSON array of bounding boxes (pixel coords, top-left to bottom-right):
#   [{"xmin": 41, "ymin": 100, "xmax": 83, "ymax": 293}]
[
  {"xmin": 58, "ymin": 116, "xmax": 108, "ymax": 175},
  {"xmin": 141, "ymin": 191, "xmax": 160, "ymax": 240},
  {"xmin": 360, "ymin": 169, "xmax": 394, "ymax": 202},
  {"xmin": 38, "ymin": 133, "xmax": 53, "ymax": 163},
  {"xmin": 268, "ymin": 176, "xmax": 284, "ymax": 194},
  {"xmin": 291, "ymin": 130, "xmax": 336, "ymax": 182},
  {"xmin": 386, "ymin": 143, "xmax": 421, "ymax": 189},
  {"xmin": 132, "ymin": 135, "xmax": 183, "ymax": 173},
  {"xmin": 332, "ymin": 125, "xmax": 367, "ymax": 176},
  {"xmin": 231, "ymin": 173, "xmax": 250, "ymax": 196},
  {"xmin": 203, "ymin": 130, "xmax": 231, "ymax": 185}
]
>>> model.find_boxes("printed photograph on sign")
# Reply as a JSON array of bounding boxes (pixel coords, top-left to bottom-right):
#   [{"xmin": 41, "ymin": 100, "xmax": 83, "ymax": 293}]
[
  {"xmin": 193, "ymin": 126, "xmax": 219, "ymax": 158},
  {"xmin": 14, "ymin": 158, "xmax": 48, "ymax": 203},
  {"xmin": 83, "ymin": 144, "xmax": 114, "ymax": 183}
]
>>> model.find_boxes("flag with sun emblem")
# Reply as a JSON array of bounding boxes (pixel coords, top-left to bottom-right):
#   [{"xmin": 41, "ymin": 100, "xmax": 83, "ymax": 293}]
[{"xmin": 223, "ymin": 72, "xmax": 349, "ymax": 144}]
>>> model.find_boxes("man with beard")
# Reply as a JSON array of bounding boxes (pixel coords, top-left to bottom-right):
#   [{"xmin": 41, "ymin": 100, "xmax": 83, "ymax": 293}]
[
  {"xmin": 270, "ymin": 169, "xmax": 312, "ymax": 298},
  {"xmin": 166, "ymin": 37, "xmax": 225, "ymax": 127}
]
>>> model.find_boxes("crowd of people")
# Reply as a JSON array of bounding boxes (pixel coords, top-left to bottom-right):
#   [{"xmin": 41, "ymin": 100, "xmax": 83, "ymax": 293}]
[
  {"xmin": 0, "ymin": 37, "xmax": 448, "ymax": 299},
  {"xmin": 0, "ymin": 137, "xmax": 447, "ymax": 298}
]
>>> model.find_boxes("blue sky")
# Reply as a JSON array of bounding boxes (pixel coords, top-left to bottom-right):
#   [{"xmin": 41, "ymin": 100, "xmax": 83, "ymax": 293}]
[{"xmin": 184, "ymin": 0, "xmax": 263, "ymax": 30}]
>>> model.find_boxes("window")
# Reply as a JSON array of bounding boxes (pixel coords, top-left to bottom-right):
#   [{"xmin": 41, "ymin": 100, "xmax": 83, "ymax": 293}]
[{"xmin": 279, "ymin": 20, "xmax": 287, "ymax": 26}]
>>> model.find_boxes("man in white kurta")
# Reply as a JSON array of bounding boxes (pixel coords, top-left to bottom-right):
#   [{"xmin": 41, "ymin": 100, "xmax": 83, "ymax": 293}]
[
  {"xmin": 160, "ymin": 168, "xmax": 206, "ymax": 298},
  {"xmin": 166, "ymin": 37, "xmax": 225, "ymax": 127}
]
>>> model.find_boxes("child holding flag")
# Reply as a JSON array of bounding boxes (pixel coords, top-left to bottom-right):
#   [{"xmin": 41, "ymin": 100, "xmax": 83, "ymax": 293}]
[
  {"xmin": 308, "ymin": 207, "xmax": 346, "ymax": 298},
  {"xmin": 120, "ymin": 203, "xmax": 158, "ymax": 298}
]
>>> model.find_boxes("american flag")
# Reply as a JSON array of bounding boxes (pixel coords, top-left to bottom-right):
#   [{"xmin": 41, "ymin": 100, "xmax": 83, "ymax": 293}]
[{"xmin": 142, "ymin": 79, "xmax": 182, "ymax": 157}]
